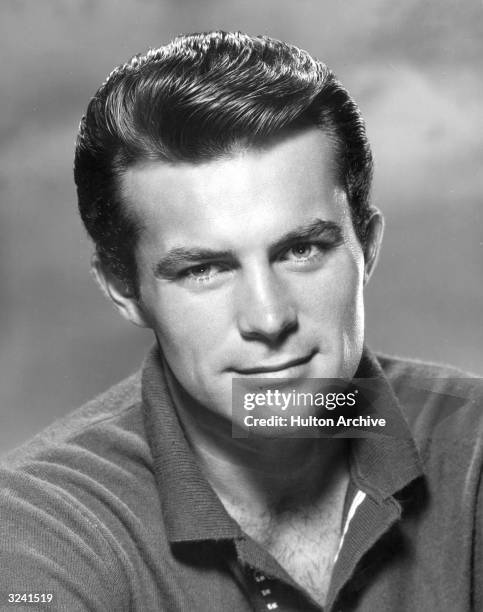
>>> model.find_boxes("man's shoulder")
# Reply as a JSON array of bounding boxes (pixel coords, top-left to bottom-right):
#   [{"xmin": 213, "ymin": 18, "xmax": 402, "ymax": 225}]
[
  {"xmin": 1, "ymin": 369, "xmax": 146, "ymax": 468},
  {"xmin": 377, "ymin": 351, "xmax": 483, "ymax": 446},
  {"xmin": 0, "ymin": 370, "xmax": 161, "ymax": 610},
  {"xmin": 377, "ymin": 351, "xmax": 482, "ymax": 401},
  {"xmin": 376, "ymin": 351, "xmax": 481, "ymax": 382},
  {"xmin": 0, "ymin": 366, "xmax": 158, "ymax": 540}
]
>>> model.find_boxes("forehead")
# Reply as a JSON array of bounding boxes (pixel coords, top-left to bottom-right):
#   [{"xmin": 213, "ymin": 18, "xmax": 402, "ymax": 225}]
[{"xmin": 120, "ymin": 129, "xmax": 352, "ymax": 252}]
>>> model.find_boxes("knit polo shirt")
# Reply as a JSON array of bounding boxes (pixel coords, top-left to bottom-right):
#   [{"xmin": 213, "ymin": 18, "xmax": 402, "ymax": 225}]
[{"xmin": 0, "ymin": 346, "xmax": 482, "ymax": 611}]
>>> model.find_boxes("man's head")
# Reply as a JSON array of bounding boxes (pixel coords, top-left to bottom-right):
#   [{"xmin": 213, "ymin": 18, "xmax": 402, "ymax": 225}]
[
  {"xmin": 74, "ymin": 31, "xmax": 383, "ymax": 429},
  {"xmin": 74, "ymin": 31, "xmax": 375, "ymax": 295}
]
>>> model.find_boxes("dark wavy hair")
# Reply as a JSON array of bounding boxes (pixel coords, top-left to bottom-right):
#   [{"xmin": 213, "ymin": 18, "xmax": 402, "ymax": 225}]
[{"xmin": 74, "ymin": 31, "xmax": 373, "ymax": 292}]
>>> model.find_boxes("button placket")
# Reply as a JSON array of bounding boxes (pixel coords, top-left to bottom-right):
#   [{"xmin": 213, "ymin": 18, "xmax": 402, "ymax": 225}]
[{"xmin": 253, "ymin": 572, "xmax": 280, "ymax": 610}]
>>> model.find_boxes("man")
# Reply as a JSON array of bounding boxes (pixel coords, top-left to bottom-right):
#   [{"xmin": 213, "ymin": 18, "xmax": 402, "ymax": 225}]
[{"xmin": 0, "ymin": 31, "xmax": 481, "ymax": 611}]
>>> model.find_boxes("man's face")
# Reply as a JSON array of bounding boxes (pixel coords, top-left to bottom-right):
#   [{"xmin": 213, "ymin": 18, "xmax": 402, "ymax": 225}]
[{"xmin": 120, "ymin": 129, "xmax": 373, "ymax": 424}]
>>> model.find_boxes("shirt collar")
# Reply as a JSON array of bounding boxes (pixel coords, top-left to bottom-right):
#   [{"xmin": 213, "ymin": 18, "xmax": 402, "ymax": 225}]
[
  {"xmin": 141, "ymin": 344, "xmax": 423, "ymax": 544},
  {"xmin": 141, "ymin": 345, "xmax": 243, "ymax": 543},
  {"xmin": 349, "ymin": 348, "xmax": 423, "ymax": 499}
]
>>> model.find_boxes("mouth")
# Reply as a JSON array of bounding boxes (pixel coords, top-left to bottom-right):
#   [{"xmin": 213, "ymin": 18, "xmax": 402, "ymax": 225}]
[{"xmin": 233, "ymin": 351, "xmax": 316, "ymax": 375}]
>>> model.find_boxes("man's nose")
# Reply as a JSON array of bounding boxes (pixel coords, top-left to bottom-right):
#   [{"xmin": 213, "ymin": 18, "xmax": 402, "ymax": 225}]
[{"xmin": 235, "ymin": 266, "xmax": 298, "ymax": 345}]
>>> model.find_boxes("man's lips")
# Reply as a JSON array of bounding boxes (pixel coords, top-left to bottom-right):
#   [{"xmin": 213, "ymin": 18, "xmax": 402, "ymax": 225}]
[{"xmin": 232, "ymin": 351, "xmax": 316, "ymax": 375}]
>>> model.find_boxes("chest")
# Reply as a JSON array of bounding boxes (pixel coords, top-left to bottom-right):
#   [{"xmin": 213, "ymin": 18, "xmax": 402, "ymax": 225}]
[
  {"xmin": 266, "ymin": 508, "xmax": 342, "ymax": 608},
  {"xmin": 226, "ymin": 497, "xmax": 344, "ymax": 608}
]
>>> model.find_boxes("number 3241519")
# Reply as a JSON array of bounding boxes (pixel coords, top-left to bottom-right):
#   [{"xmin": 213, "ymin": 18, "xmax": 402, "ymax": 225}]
[{"xmin": 8, "ymin": 594, "xmax": 53, "ymax": 603}]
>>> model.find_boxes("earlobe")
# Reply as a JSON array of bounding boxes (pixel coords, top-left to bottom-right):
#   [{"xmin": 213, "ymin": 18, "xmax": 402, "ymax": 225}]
[
  {"xmin": 363, "ymin": 209, "xmax": 384, "ymax": 285},
  {"xmin": 91, "ymin": 254, "xmax": 150, "ymax": 328}
]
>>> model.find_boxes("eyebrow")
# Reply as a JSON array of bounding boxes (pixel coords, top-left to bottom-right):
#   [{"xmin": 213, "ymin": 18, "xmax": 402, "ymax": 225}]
[
  {"xmin": 154, "ymin": 247, "xmax": 235, "ymax": 278},
  {"xmin": 268, "ymin": 219, "xmax": 343, "ymax": 255},
  {"xmin": 153, "ymin": 218, "xmax": 344, "ymax": 279}
]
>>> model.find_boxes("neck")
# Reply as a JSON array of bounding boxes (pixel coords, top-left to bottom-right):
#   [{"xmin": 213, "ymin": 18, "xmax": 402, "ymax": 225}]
[{"xmin": 164, "ymin": 363, "xmax": 349, "ymax": 516}]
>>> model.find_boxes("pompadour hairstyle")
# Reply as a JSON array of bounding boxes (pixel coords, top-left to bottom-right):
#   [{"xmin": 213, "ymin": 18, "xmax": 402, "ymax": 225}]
[{"xmin": 74, "ymin": 31, "xmax": 374, "ymax": 292}]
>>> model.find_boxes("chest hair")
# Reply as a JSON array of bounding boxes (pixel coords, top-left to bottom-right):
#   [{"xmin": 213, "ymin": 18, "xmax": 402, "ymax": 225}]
[{"xmin": 223, "ymin": 492, "xmax": 345, "ymax": 608}]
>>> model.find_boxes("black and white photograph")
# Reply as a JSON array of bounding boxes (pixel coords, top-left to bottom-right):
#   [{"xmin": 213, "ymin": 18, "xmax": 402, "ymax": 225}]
[{"xmin": 1, "ymin": 1, "xmax": 482, "ymax": 610}]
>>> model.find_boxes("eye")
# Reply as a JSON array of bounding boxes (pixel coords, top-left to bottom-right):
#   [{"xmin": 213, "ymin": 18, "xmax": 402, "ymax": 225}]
[
  {"xmin": 183, "ymin": 263, "xmax": 216, "ymax": 280},
  {"xmin": 290, "ymin": 243, "xmax": 314, "ymax": 258},
  {"xmin": 282, "ymin": 242, "xmax": 324, "ymax": 262},
  {"xmin": 179, "ymin": 262, "xmax": 232, "ymax": 283}
]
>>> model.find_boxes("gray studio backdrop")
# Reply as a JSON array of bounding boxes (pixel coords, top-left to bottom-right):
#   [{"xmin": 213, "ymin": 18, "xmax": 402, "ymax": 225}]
[{"xmin": 1, "ymin": 0, "xmax": 482, "ymax": 454}]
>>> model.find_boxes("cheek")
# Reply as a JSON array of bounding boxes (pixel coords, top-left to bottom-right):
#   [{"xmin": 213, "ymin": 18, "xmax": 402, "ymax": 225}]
[
  {"xmin": 297, "ymin": 255, "xmax": 364, "ymax": 326},
  {"xmin": 339, "ymin": 265, "xmax": 365, "ymax": 325},
  {"xmin": 143, "ymin": 286, "xmax": 232, "ymax": 360}
]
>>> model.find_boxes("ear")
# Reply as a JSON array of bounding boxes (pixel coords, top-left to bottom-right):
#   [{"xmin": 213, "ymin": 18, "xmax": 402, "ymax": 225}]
[
  {"xmin": 363, "ymin": 209, "xmax": 384, "ymax": 285},
  {"xmin": 91, "ymin": 254, "xmax": 150, "ymax": 328}
]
